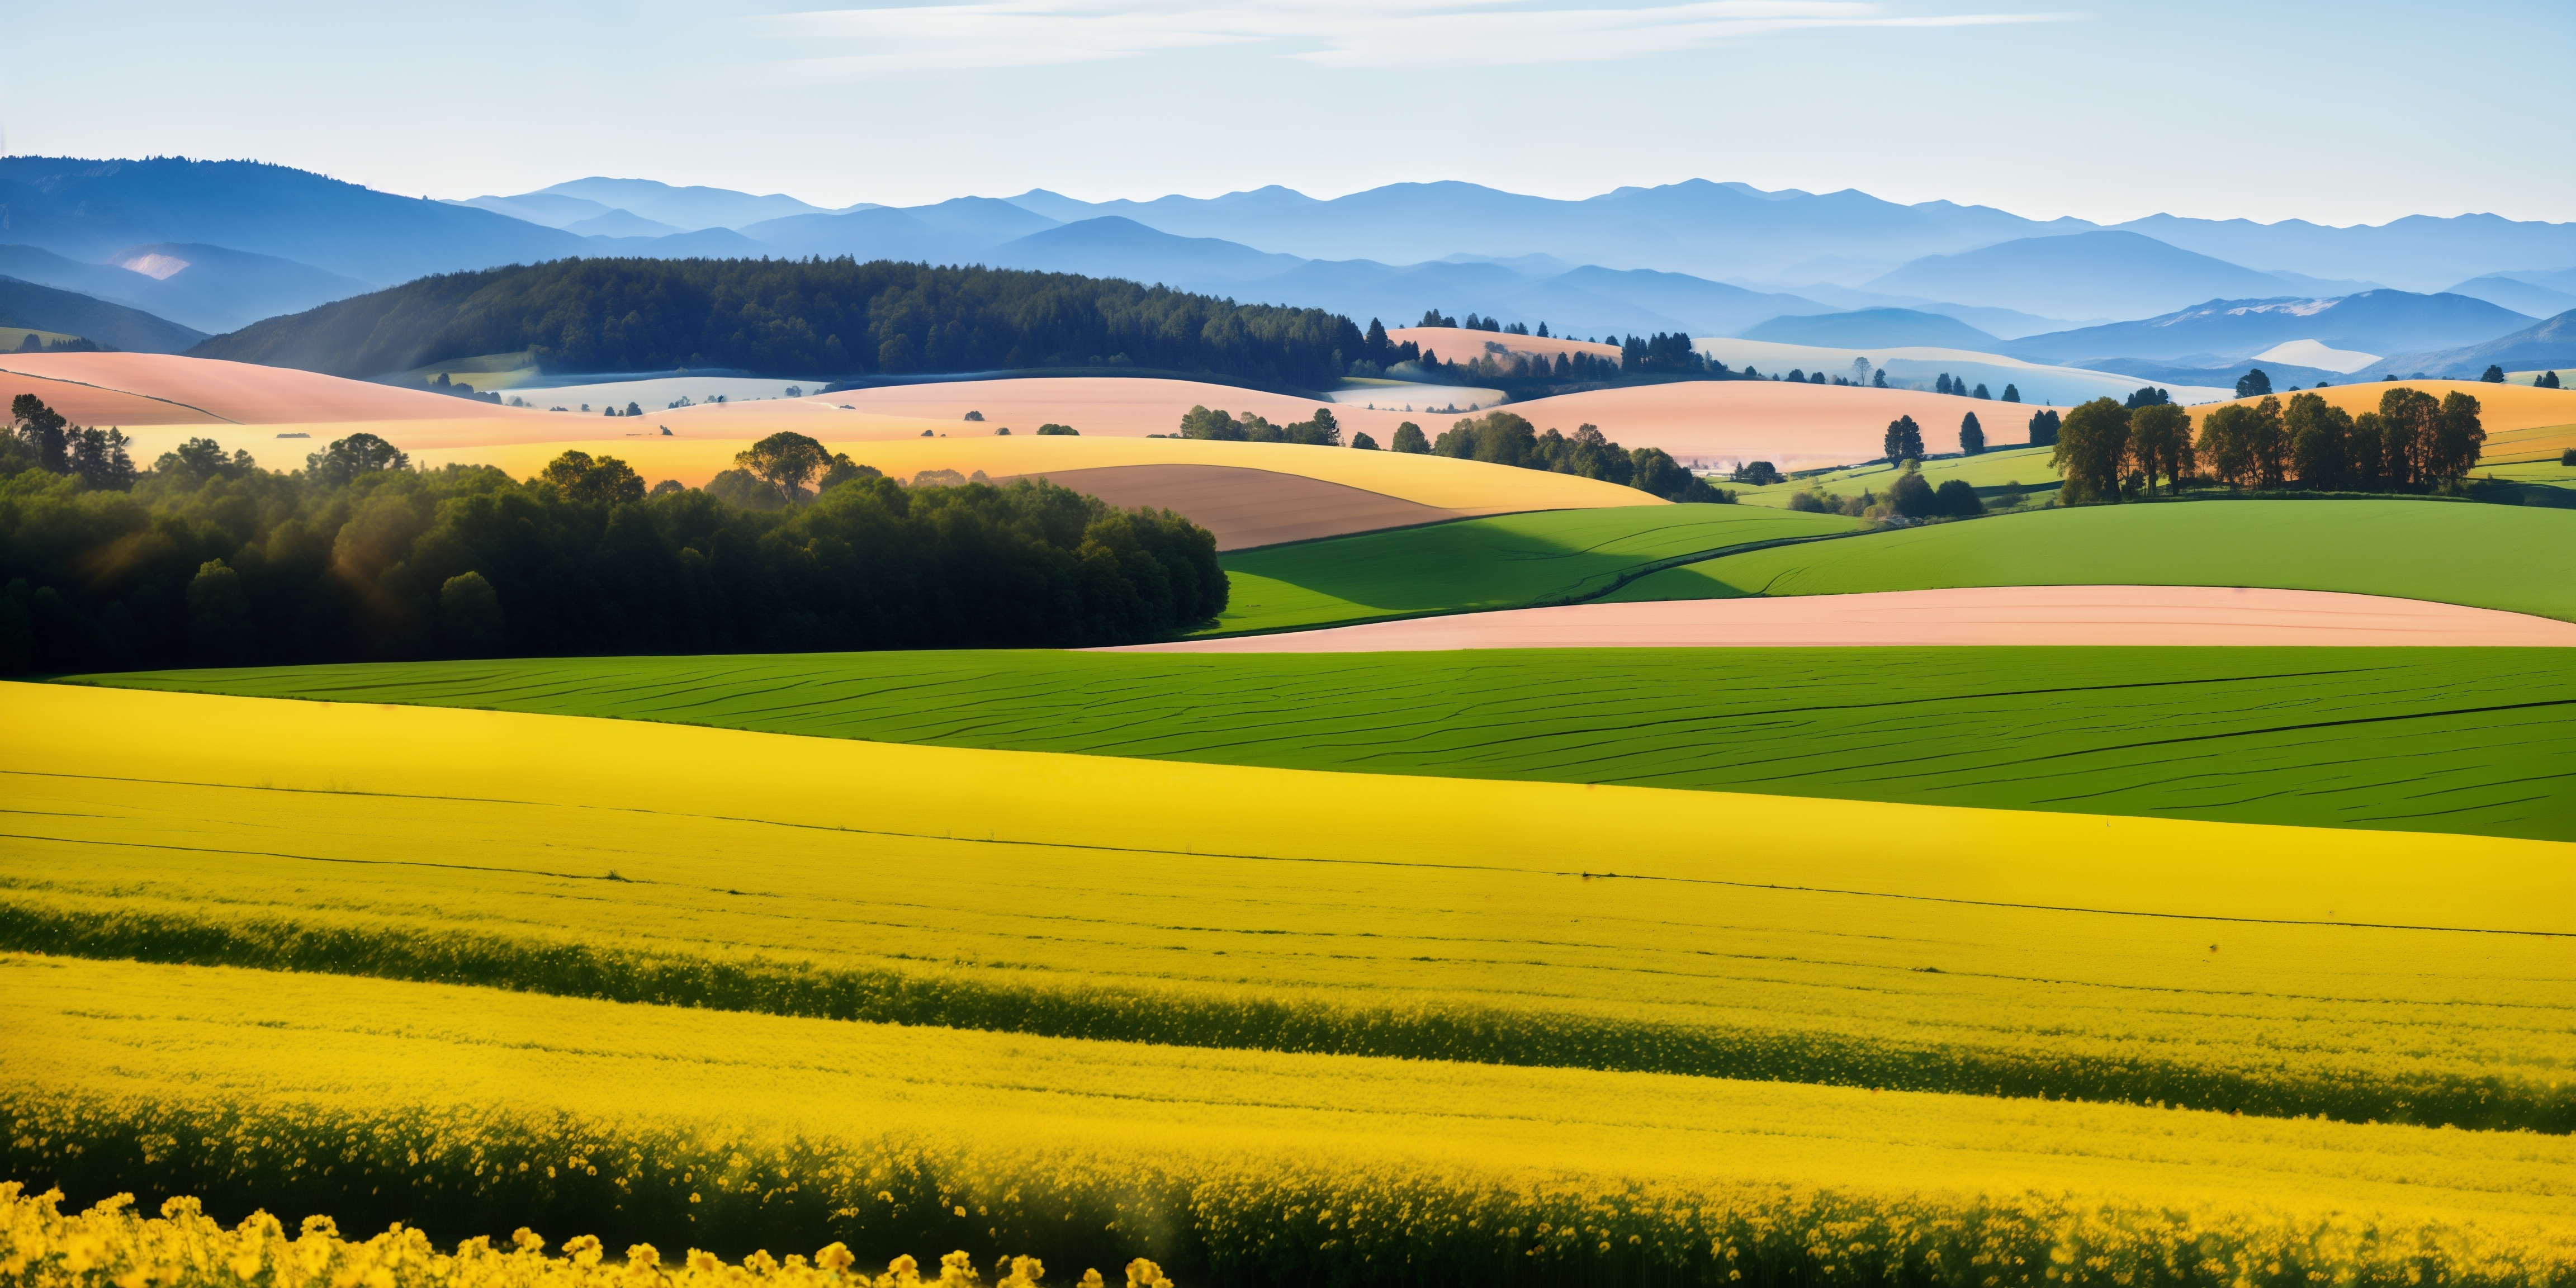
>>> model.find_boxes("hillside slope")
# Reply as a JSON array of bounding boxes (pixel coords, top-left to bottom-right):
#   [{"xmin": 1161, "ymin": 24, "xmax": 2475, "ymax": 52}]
[{"xmin": 0, "ymin": 277, "xmax": 206, "ymax": 352}]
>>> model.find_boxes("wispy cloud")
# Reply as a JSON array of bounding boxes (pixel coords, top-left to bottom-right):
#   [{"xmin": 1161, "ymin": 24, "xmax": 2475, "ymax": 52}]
[{"xmin": 768, "ymin": 1, "xmax": 2075, "ymax": 73}]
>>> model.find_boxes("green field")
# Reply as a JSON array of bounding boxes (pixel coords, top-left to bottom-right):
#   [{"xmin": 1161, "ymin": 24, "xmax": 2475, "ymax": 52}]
[
  {"xmin": 1731, "ymin": 444, "xmax": 2063, "ymax": 508},
  {"xmin": 1214, "ymin": 504, "xmax": 1858, "ymax": 632},
  {"xmin": 1609, "ymin": 499, "xmax": 2576, "ymax": 621},
  {"xmin": 87, "ymin": 646, "xmax": 2576, "ymax": 841}
]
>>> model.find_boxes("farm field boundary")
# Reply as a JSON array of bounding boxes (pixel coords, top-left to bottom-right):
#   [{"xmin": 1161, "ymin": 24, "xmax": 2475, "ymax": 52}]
[
  {"xmin": 1607, "ymin": 499, "xmax": 2576, "ymax": 622},
  {"xmin": 4, "ymin": 681, "xmax": 2571, "ymax": 1135},
  {"xmin": 7, "ymin": 954, "xmax": 2573, "ymax": 1287},
  {"xmin": 88, "ymin": 647, "xmax": 2576, "ymax": 842}
]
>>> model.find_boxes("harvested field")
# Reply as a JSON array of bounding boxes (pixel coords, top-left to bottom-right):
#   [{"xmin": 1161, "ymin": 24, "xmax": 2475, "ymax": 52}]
[
  {"xmin": 0, "ymin": 367, "xmax": 229, "ymax": 427},
  {"xmin": 0, "ymin": 353, "xmax": 536, "ymax": 424},
  {"xmin": 1613, "ymin": 499, "xmax": 2576, "ymax": 621},
  {"xmin": 1123, "ymin": 585, "xmax": 2576, "ymax": 648},
  {"xmin": 991, "ymin": 463, "xmax": 1475, "ymax": 550},
  {"xmin": 1489, "ymin": 380, "xmax": 2054, "ymax": 471},
  {"xmin": 1388, "ymin": 326, "xmax": 1620, "ymax": 363},
  {"xmin": 392, "ymin": 434, "xmax": 1651, "ymax": 514},
  {"xmin": 91, "ymin": 645, "xmax": 2576, "ymax": 842}
]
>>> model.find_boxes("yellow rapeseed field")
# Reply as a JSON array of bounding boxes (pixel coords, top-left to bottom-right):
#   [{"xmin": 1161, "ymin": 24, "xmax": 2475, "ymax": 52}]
[
  {"xmin": 3, "ymin": 681, "xmax": 2570, "ymax": 1132},
  {"xmin": 0, "ymin": 1182, "xmax": 1172, "ymax": 1288},
  {"xmin": 8, "ymin": 955, "xmax": 2574, "ymax": 1286}
]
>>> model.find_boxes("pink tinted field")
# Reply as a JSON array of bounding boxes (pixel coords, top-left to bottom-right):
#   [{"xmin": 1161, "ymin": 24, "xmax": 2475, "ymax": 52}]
[{"xmin": 1114, "ymin": 585, "xmax": 2576, "ymax": 651}]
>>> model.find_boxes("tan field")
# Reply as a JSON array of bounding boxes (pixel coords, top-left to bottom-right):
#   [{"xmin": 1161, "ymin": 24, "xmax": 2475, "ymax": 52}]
[
  {"xmin": 399, "ymin": 432, "xmax": 1654, "ymax": 514},
  {"xmin": 1496, "ymin": 380, "xmax": 2063, "ymax": 470},
  {"xmin": 996, "ymin": 463, "xmax": 1482, "ymax": 550},
  {"xmin": 2192, "ymin": 380, "xmax": 2575, "ymax": 437},
  {"xmin": 0, "ymin": 353, "xmax": 539, "ymax": 425},
  {"xmin": 1389, "ymin": 325, "xmax": 1621, "ymax": 363},
  {"xmin": 11, "ymin": 356, "xmax": 2076, "ymax": 477},
  {"xmin": 1115, "ymin": 585, "xmax": 2576, "ymax": 651}
]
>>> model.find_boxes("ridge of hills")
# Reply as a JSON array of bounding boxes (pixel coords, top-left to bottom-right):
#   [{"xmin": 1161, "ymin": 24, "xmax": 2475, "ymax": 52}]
[
  {"xmin": 2005, "ymin": 290, "xmax": 2540, "ymax": 366},
  {"xmin": 0, "ymin": 276, "xmax": 209, "ymax": 353},
  {"xmin": 2365, "ymin": 308, "xmax": 2576, "ymax": 380}
]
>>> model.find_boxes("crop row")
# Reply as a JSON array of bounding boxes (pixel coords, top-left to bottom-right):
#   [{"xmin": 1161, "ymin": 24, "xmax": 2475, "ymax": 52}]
[
  {"xmin": 8, "ymin": 956, "xmax": 2572, "ymax": 1288},
  {"xmin": 6, "ymin": 895, "xmax": 2565, "ymax": 1135},
  {"xmin": 93, "ymin": 645, "xmax": 2576, "ymax": 841}
]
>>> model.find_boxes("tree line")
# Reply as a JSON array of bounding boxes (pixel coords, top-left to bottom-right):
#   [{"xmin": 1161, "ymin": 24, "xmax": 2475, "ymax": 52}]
[
  {"xmin": 1420, "ymin": 411, "xmax": 1725, "ymax": 502},
  {"xmin": 1, "ymin": 407, "xmax": 1226, "ymax": 673},
  {"xmin": 2049, "ymin": 387, "xmax": 2487, "ymax": 504},
  {"xmin": 190, "ymin": 258, "xmax": 1368, "ymax": 390}
]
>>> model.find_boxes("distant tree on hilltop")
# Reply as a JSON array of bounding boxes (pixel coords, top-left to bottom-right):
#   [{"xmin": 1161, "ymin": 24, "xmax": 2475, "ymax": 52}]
[
  {"xmin": 1883, "ymin": 415, "xmax": 1926, "ymax": 462},
  {"xmin": 2234, "ymin": 369, "xmax": 2272, "ymax": 397}
]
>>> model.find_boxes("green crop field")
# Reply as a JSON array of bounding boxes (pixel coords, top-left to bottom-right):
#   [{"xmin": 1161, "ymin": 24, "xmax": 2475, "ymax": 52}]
[
  {"xmin": 86, "ymin": 646, "xmax": 2576, "ymax": 842},
  {"xmin": 1731, "ymin": 445, "xmax": 2063, "ymax": 508},
  {"xmin": 1213, "ymin": 504, "xmax": 1858, "ymax": 632},
  {"xmin": 1608, "ymin": 498, "xmax": 2576, "ymax": 621}
]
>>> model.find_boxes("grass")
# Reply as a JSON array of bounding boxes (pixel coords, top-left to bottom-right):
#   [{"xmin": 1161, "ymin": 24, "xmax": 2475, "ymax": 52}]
[
  {"xmin": 1731, "ymin": 445, "xmax": 2062, "ymax": 508},
  {"xmin": 6, "ymin": 681, "xmax": 2571, "ymax": 1139},
  {"xmin": 1608, "ymin": 499, "xmax": 2576, "ymax": 621},
  {"xmin": 86, "ymin": 648, "xmax": 2576, "ymax": 844},
  {"xmin": 10, "ymin": 954, "xmax": 2574, "ymax": 1286},
  {"xmin": 1213, "ymin": 504, "xmax": 1859, "ymax": 632}
]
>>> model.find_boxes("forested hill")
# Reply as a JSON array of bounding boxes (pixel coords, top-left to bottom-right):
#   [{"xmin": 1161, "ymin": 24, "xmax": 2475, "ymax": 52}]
[{"xmin": 188, "ymin": 257, "xmax": 1367, "ymax": 388}]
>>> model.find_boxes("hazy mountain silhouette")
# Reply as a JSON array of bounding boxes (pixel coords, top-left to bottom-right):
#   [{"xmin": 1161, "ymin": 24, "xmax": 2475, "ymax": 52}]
[
  {"xmin": 1740, "ymin": 307, "xmax": 2001, "ymax": 350},
  {"xmin": 2362, "ymin": 309, "xmax": 2576, "ymax": 380},
  {"xmin": 2007, "ymin": 290, "xmax": 2539, "ymax": 365},
  {"xmin": 1866, "ymin": 233, "xmax": 2295, "ymax": 322},
  {"xmin": 0, "ymin": 275, "xmax": 207, "ymax": 353}
]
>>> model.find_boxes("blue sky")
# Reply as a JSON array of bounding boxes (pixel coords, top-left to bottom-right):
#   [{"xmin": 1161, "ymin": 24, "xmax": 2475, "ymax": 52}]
[{"xmin": 3, "ymin": 0, "xmax": 2569, "ymax": 226}]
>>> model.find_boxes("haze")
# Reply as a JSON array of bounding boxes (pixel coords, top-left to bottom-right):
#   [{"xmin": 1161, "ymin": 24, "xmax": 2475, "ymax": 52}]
[{"xmin": 2, "ymin": 0, "xmax": 2569, "ymax": 226}]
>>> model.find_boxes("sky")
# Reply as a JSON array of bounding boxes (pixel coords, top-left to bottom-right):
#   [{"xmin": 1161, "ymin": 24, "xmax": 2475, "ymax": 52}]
[{"xmin": 3, "ymin": 0, "xmax": 2570, "ymax": 227}]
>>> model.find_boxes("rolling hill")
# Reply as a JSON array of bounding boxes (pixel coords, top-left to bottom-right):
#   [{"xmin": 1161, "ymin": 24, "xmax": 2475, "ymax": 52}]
[
  {"xmin": 1863, "ymin": 231, "xmax": 2297, "ymax": 321},
  {"xmin": 2365, "ymin": 308, "xmax": 2576, "ymax": 379},
  {"xmin": 1739, "ymin": 307, "xmax": 2001, "ymax": 348},
  {"xmin": 0, "ymin": 276, "xmax": 206, "ymax": 353},
  {"xmin": 2006, "ymin": 290, "xmax": 2539, "ymax": 364},
  {"xmin": 0, "ymin": 155, "xmax": 589, "ymax": 286}
]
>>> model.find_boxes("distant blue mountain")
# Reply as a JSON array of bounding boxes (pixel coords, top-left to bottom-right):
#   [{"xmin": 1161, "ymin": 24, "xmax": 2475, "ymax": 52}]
[
  {"xmin": 528, "ymin": 178, "xmax": 839, "ymax": 230},
  {"xmin": 1739, "ymin": 307, "xmax": 2000, "ymax": 349},
  {"xmin": 1865, "ymin": 232, "xmax": 2294, "ymax": 322},
  {"xmin": 2007, "ymin": 290, "xmax": 2539, "ymax": 365},
  {"xmin": 987, "ymin": 217, "xmax": 1302, "ymax": 283},
  {"xmin": 0, "ymin": 157, "xmax": 589, "ymax": 286},
  {"xmin": 0, "ymin": 240, "xmax": 370, "ymax": 334},
  {"xmin": 0, "ymin": 274, "xmax": 207, "ymax": 353},
  {"xmin": 2363, "ymin": 309, "xmax": 2576, "ymax": 380},
  {"xmin": 2444, "ymin": 273, "xmax": 2576, "ymax": 319}
]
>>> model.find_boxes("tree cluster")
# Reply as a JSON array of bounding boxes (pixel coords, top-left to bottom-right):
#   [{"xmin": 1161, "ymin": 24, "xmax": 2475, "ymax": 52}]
[
  {"xmin": 1933, "ymin": 373, "xmax": 1993, "ymax": 399},
  {"xmin": 1177, "ymin": 405, "xmax": 1342, "ymax": 446},
  {"xmin": 191, "ymin": 258, "xmax": 1367, "ymax": 390},
  {"xmin": 6, "ymin": 394, "xmax": 139, "ymax": 490},
  {"xmin": 0, "ymin": 420, "xmax": 1227, "ymax": 674},
  {"xmin": 2028, "ymin": 408, "xmax": 2063, "ymax": 447},
  {"xmin": 1428, "ymin": 411, "xmax": 1727, "ymax": 503},
  {"xmin": 2049, "ymin": 387, "xmax": 2485, "ymax": 504}
]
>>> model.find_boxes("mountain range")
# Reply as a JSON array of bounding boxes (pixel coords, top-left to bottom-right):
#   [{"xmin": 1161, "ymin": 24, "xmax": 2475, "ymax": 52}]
[{"xmin": 1, "ymin": 157, "xmax": 2569, "ymax": 384}]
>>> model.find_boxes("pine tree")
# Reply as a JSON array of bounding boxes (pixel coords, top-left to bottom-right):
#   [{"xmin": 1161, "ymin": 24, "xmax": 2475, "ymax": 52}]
[
  {"xmin": 1959, "ymin": 412, "xmax": 1985, "ymax": 455},
  {"xmin": 1883, "ymin": 415, "xmax": 1926, "ymax": 462},
  {"xmin": 2001, "ymin": 383, "xmax": 2020, "ymax": 402}
]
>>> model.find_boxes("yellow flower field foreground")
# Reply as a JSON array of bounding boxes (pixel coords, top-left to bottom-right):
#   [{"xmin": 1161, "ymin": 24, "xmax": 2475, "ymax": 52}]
[
  {"xmin": 4, "ymin": 682, "xmax": 2571, "ymax": 1131},
  {"xmin": 0, "ymin": 1185, "xmax": 1149, "ymax": 1288},
  {"xmin": 7, "ymin": 682, "xmax": 2563, "ymax": 932},
  {"xmin": 0, "ymin": 1183, "xmax": 1167, "ymax": 1288},
  {"xmin": 7, "ymin": 955, "xmax": 2573, "ymax": 1287}
]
